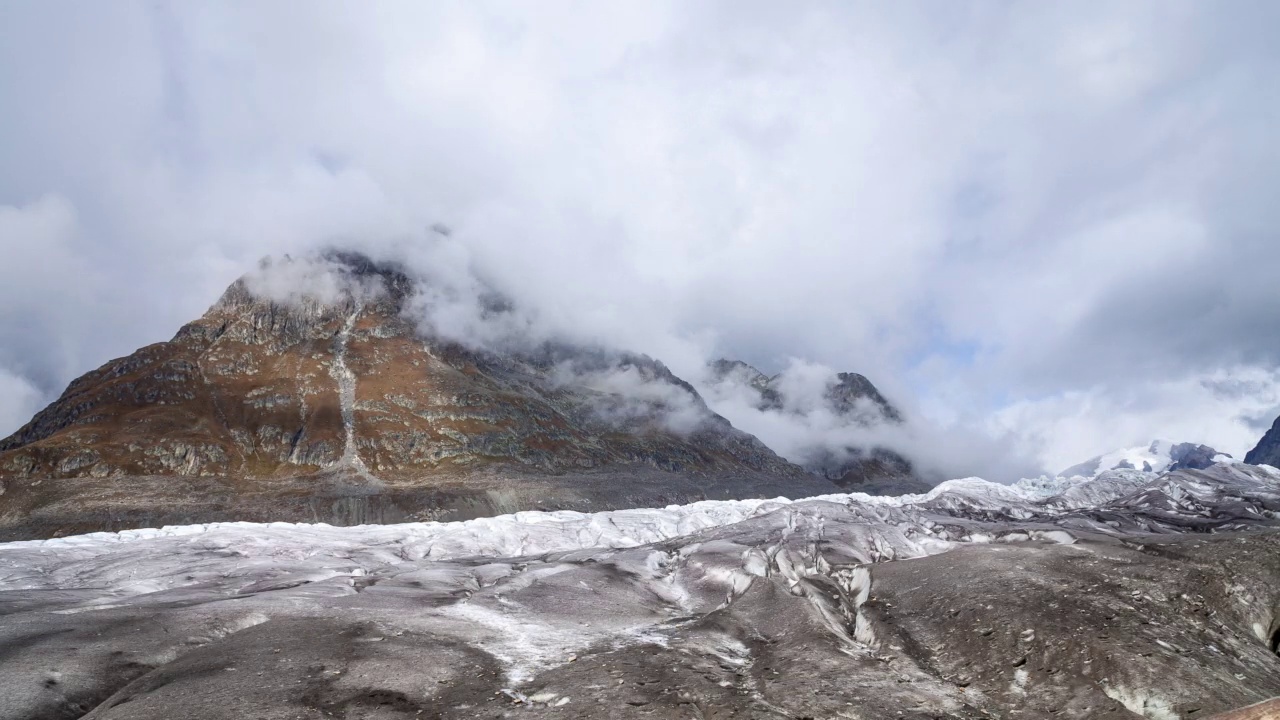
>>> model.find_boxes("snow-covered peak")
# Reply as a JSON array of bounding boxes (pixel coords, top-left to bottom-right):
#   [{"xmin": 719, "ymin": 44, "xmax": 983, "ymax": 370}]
[{"xmin": 1057, "ymin": 439, "xmax": 1231, "ymax": 478}]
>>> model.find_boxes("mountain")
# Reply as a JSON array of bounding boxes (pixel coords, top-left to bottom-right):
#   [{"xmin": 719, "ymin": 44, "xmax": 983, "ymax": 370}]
[
  {"xmin": 1245, "ymin": 415, "xmax": 1280, "ymax": 467},
  {"xmin": 0, "ymin": 252, "xmax": 832, "ymax": 539},
  {"xmin": 1058, "ymin": 439, "xmax": 1232, "ymax": 478},
  {"xmin": 705, "ymin": 359, "xmax": 930, "ymax": 494}
]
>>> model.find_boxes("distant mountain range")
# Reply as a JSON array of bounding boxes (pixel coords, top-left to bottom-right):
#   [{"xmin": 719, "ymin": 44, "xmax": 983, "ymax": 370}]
[
  {"xmin": 1058, "ymin": 439, "xmax": 1233, "ymax": 478},
  {"xmin": 4, "ymin": 250, "xmax": 1277, "ymax": 541}
]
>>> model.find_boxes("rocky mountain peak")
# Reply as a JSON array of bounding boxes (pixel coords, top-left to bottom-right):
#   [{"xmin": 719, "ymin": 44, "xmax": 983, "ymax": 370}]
[
  {"xmin": 707, "ymin": 359, "xmax": 771, "ymax": 392},
  {"xmin": 829, "ymin": 372, "xmax": 903, "ymax": 423},
  {"xmin": 706, "ymin": 359, "xmax": 903, "ymax": 424},
  {"xmin": 0, "ymin": 251, "xmax": 833, "ymax": 537},
  {"xmin": 1168, "ymin": 442, "xmax": 1231, "ymax": 472},
  {"xmin": 1058, "ymin": 439, "xmax": 1232, "ymax": 479},
  {"xmin": 184, "ymin": 253, "xmax": 408, "ymax": 351},
  {"xmin": 704, "ymin": 358, "xmax": 928, "ymax": 494}
]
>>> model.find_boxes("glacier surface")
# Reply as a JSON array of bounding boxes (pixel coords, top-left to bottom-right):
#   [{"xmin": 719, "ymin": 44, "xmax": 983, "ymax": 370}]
[{"xmin": 2, "ymin": 463, "xmax": 1279, "ymax": 719}]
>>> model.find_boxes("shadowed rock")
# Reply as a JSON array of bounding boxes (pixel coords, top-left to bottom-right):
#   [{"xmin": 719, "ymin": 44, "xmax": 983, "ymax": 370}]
[{"xmin": 1247, "ymin": 415, "xmax": 1280, "ymax": 468}]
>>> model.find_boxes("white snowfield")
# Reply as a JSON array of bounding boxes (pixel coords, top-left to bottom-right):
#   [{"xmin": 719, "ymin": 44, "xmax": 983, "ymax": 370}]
[{"xmin": 1093, "ymin": 439, "xmax": 1182, "ymax": 475}]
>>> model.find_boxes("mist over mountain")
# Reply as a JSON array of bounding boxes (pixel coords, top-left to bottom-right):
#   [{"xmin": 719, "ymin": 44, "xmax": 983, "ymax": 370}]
[
  {"xmin": 699, "ymin": 359, "xmax": 930, "ymax": 494},
  {"xmin": 0, "ymin": 250, "xmax": 853, "ymax": 538}
]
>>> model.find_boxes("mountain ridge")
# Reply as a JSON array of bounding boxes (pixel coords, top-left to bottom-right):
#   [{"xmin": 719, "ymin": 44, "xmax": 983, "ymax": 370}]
[
  {"xmin": 0, "ymin": 251, "xmax": 840, "ymax": 539},
  {"xmin": 704, "ymin": 357, "xmax": 929, "ymax": 494}
]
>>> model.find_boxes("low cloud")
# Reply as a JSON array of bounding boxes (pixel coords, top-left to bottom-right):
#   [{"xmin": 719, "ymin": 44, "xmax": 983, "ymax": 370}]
[
  {"xmin": 991, "ymin": 366, "xmax": 1280, "ymax": 473},
  {"xmin": 0, "ymin": 367, "xmax": 42, "ymax": 436},
  {"xmin": 243, "ymin": 245, "xmax": 719, "ymax": 440},
  {"xmin": 557, "ymin": 361, "xmax": 711, "ymax": 437},
  {"xmin": 242, "ymin": 254, "xmax": 389, "ymax": 308},
  {"xmin": 696, "ymin": 359, "xmax": 1042, "ymax": 483}
]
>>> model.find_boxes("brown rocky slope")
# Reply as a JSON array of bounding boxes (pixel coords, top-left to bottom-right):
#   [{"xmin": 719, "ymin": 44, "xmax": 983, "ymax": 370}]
[{"xmin": 0, "ymin": 252, "xmax": 835, "ymax": 539}]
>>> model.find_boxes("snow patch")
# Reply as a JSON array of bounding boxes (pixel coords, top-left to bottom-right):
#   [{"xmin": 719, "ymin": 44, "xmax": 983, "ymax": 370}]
[
  {"xmin": 1103, "ymin": 685, "xmax": 1180, "ymax": 720},
  {"xmin": 329, "ymin": 303, "xmax": 371, "ymax": 475}
]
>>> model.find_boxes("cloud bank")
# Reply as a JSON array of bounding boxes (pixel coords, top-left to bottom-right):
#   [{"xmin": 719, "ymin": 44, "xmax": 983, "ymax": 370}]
[{"xmin": 2, "ymin": 1, "xmax": 1279, "ymax": 476}]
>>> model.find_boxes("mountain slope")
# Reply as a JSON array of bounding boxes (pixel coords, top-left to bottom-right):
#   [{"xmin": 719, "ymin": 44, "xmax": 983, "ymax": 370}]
[
  {"xmin": 705, "ymin": 359, "xmax": 929, "ymax": 494},
  {"xmin": 0, "ymin": 253, "xmax": 830, "ymax": 538},
  {"xmin": 1246, "ymin": 415, "xmax": 1280, "ymax": 467}
]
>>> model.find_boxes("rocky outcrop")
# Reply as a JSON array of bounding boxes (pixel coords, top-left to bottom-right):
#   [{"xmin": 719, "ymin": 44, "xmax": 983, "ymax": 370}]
[
  {"xmin": 706, "ymin": 359, "xmax": 930, "ymax": 494},
  {"xmin": 0, "ymin": 252, "xmax": 832, "ymax": 537},
  {"xmin": 827, "ymin": 371, "xmax": 904, "ymax": 422},
  {"xmin": 1169, "ymin": 442, "xmax": 1230, "ymax": 472},
  {"xmin": 1246, "ymin": 415, "xmax": 1280, "ymax": 467}
]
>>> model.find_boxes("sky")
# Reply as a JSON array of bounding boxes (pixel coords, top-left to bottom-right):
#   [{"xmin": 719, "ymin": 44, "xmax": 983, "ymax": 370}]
[{"xmin": 1, "ymin": 1, "xmax": 1279, "ymax": 477}]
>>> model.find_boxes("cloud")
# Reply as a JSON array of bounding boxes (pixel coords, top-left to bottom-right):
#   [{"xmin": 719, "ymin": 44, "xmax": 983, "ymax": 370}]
[
  {"xmin": 0, "ymin": 367, "xmax": 42, "ymax": 436},
  {"xmin": 1, "ymin": 2, "xmax": 1278, "ymax": 476},
  {"xmin": 239, "ymin": 244, "xmax": 719, "ymax": 439},
  {"xmin": 0, "ymin": 195, "xmax": 101, "ymax": 395},
  {"xmin": 697, "ymin": 359, "xmax": 1042, "ymax": 483},
  {"xmin": 557, "ymin": 361, "xmax": 711, "ymax": 437},
  {"xmin": 242, "ymin": 254, "xmax": 389, "ymax": 308},
  {"xmin": 991, "ymin": 366, "xmax": 1280, "ymax": 473}
]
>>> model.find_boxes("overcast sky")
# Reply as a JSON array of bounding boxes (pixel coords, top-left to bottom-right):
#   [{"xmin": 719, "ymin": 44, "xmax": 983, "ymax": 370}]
[{"xmin": 2, "ymin": 1, "xmax": 1279, "ymax": 475}]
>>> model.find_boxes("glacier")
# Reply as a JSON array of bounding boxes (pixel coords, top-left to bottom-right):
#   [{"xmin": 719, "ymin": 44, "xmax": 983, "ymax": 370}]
[{"xmin": 2, "ymin": 463, "xmax": 1279, "ymax": 719}]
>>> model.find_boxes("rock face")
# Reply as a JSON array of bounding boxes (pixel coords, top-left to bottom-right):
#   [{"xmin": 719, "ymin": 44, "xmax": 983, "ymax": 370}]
[
  {"xmin": 1169, "ymin": 442, "xmax": 1231, "ymax": 471},
  {"xmin": 0, "ymin": 253, "xmax": 830, "ymax": 538},
  {"xmin": 1246, "ymin": 415, "xmax": 1280, "ymax": 467},
  {"xmin": 706, "ymin": 359, "xmax": 930, "ymax": 494}
]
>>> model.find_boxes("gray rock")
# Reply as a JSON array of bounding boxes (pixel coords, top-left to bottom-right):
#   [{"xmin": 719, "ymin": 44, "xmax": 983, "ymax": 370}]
[
  {"xmin": 1169, "ymin": 441, "xmax": 1230, "ymax": 471},
  {"xmin": 1246, "ymin": 415, "xmax": 1280, "ymax": 467}
]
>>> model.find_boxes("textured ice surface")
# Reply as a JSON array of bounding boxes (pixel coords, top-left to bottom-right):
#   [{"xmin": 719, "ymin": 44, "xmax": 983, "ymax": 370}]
[
  {"xmin": 2, "ymin": 462, "xmax": 1279, "ymax": 719},
  {"xmin": 5, "ymin": 463, "xmax": 1278, "ymax": 596}
]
